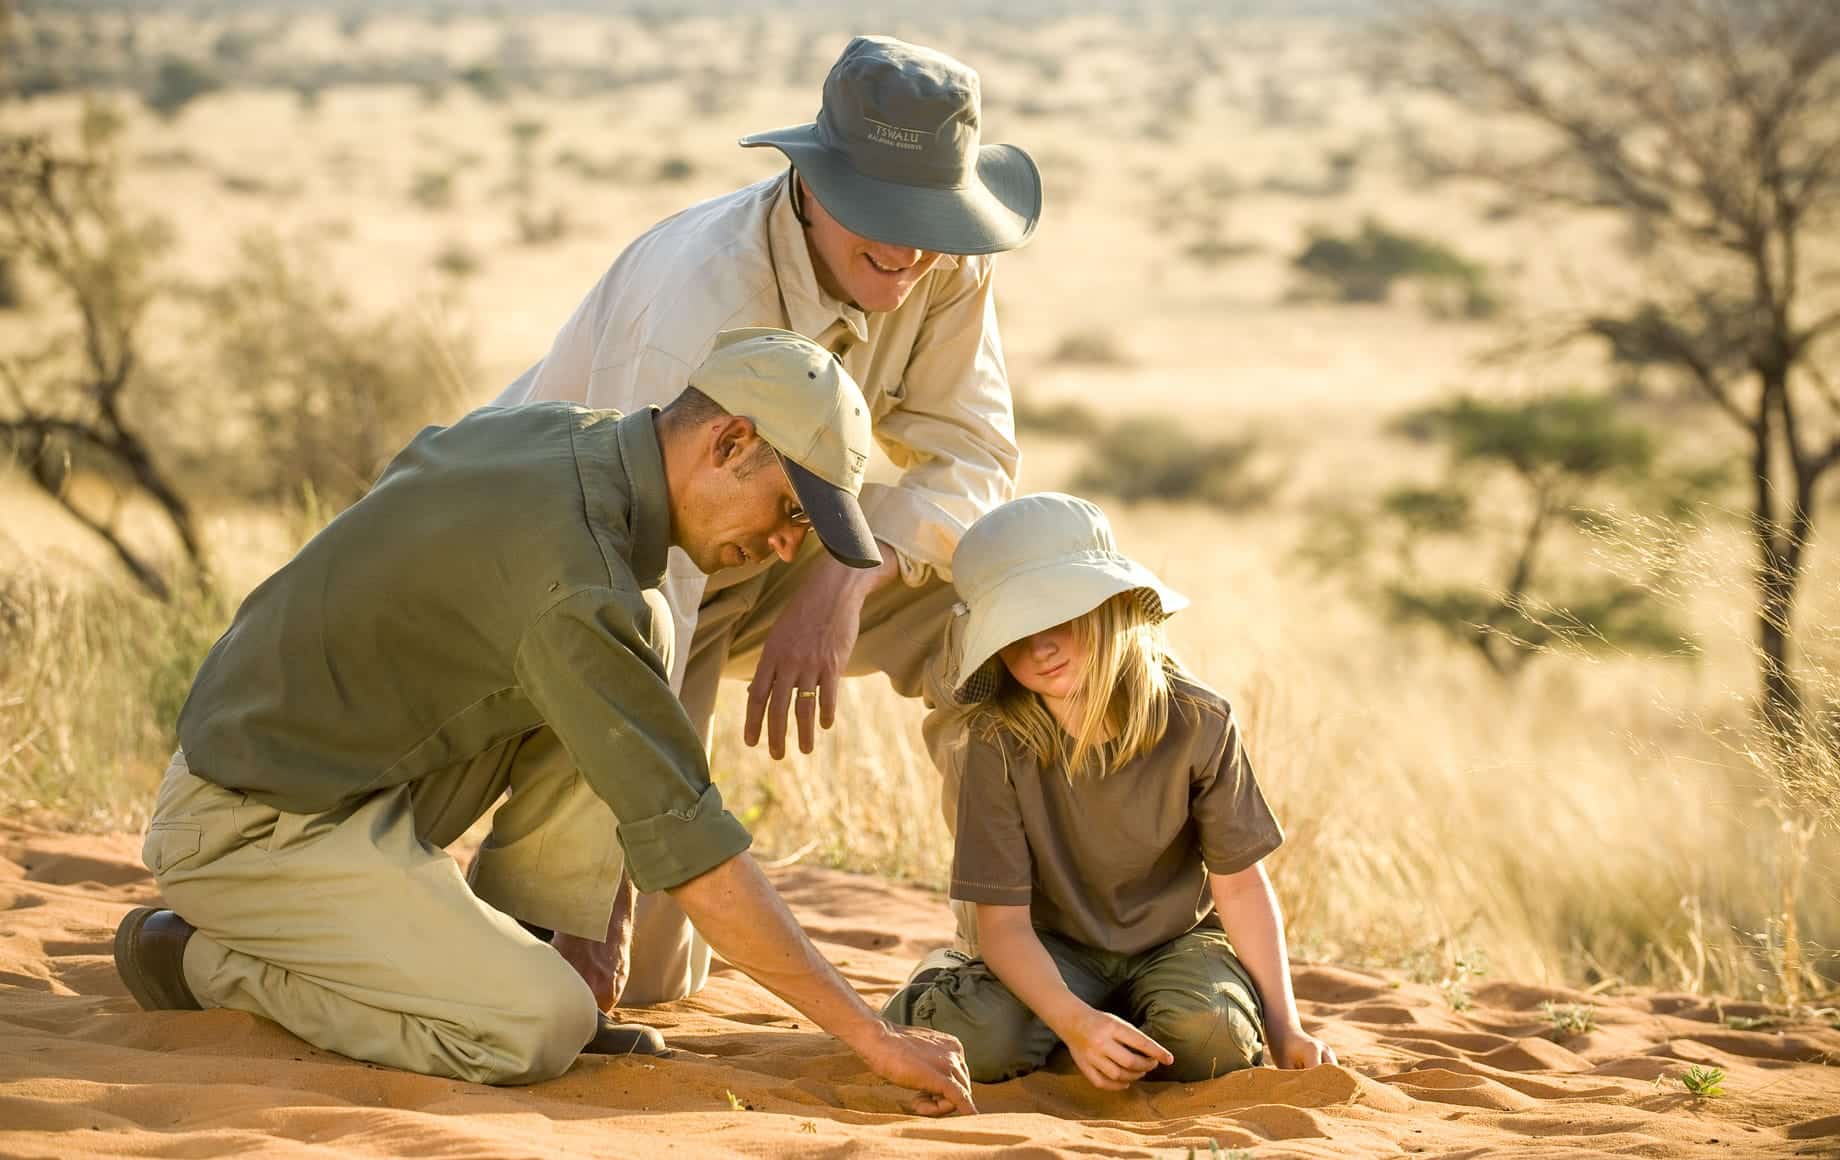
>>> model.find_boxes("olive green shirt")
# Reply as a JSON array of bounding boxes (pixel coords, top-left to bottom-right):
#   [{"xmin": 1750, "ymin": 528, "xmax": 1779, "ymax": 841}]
[
  {"xmin": 948, "ymin": 674, "xmax": 1284, "ymax": 956},
  {"xmin": 176, "ymin": 404, "xmax": 751, "ymax": 893}
]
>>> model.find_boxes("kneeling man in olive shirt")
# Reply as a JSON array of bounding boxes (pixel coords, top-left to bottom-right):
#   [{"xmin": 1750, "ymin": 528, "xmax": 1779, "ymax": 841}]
[{"xmin": 112, "ymin": 328, "xmax": 974, "ymax": 1114}]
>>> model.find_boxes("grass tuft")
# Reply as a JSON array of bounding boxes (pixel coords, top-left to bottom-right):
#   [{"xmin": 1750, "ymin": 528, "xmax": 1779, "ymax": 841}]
[{"xmin": 1540, "ymin": 1002, "xmax": 1598, "ymax": 1038}]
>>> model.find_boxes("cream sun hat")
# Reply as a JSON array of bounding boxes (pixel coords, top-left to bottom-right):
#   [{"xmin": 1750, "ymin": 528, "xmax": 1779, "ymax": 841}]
[{"xmin": 949, "ymin": 493, "xmax": 1187, "ymax": 704}]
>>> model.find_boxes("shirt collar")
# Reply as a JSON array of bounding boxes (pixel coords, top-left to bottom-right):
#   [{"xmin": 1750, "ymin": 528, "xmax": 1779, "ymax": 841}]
[
  {"xmin": 766, "ymin": 172, "xmax": 960, "ymax": 347},
  {"xmin": 610, "ymin": 407, "xmax": 672, "ymax": 590}
]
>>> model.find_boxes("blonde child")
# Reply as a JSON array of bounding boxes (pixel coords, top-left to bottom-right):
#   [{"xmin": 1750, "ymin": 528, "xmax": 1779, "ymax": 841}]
[{"xmin": 884, "ymin": 493, "xmax": 1334, "ymax": 1087}]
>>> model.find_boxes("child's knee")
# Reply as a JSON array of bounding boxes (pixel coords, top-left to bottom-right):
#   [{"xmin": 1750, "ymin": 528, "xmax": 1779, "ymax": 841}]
[
  {"xmin": 903, "ymin": 968, "xmax": 1055, "ymax": 1083},
  {"xmin": 1140, "ymin": 992, "xmax": 1263, "ymax": 1082}
]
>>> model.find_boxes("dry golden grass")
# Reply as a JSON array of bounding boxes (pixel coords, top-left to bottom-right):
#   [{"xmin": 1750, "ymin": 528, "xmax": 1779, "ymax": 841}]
[{"xmin": 3, "ymin": 7, "xmax": 1837, "ymax": 1006}]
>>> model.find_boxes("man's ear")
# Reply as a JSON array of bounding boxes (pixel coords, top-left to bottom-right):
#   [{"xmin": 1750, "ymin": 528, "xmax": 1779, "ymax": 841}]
[{"xmin": 712, "ymin": 415, "xmax": 758, "ymax": 467}]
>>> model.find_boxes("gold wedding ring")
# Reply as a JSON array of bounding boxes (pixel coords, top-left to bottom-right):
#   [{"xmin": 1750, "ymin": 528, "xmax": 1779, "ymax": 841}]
[{"xmin": 795, "ymin": 688, "xmax": 818, "ymax": 699}]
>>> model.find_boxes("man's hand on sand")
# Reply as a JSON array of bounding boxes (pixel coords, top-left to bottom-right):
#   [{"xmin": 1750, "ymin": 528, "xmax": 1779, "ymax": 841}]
[
  {"xmin": 745, "ymin": 546, "xmax": 896, "ymax": 758},
  {"xmin": 553, "ymin": 871, "xmax": 637, "ymax": 1010},
  {"xmin": 856, "ymin": 1021, "xmax": 978, "ymax": 1116}
]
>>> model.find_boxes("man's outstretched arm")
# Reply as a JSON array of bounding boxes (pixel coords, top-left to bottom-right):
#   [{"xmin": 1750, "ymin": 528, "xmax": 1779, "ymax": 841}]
[{"xmin": 668, "ymin": 851, "xmax": 978, "ymax": 1117}]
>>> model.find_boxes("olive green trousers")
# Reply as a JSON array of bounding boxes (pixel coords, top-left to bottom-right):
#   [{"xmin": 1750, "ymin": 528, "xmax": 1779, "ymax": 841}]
[{"xmin": 883, "ymin": 926, "xmax": 1266, "ymax": 1084}]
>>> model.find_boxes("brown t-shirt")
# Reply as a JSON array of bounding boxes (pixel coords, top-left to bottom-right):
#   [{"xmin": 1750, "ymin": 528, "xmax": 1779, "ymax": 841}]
[{"xmin": 948, "ymin": 674, "xmax": 1283, "ymax": 956}]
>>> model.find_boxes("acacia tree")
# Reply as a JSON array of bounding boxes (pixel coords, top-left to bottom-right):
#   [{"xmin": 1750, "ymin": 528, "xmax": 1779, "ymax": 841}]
[
  {"xmin": 0, "ymin": 103, "xmax": 208, "ymax": 599},
  {"xmin": 1401, "ymin": 0, "xmax": 1840, "ymax": 735},
  {"xmin": 1309, "ymin": 392, "xmax": 1707, "ymax": 677}
]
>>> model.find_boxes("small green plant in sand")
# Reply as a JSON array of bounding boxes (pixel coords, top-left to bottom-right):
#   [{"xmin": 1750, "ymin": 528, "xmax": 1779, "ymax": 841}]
[
  {"xmin": 723, "ymin": 1089, "xmax": 752, "ymax": 1112},
  {"xmin": 1183, "ymin": 1144, "xmax": 1252, "ymax": 1160},
  {"xmin": 1400, "ymin": 942, "xmax": 1488, "ymax": 1012},
  {"xmin": 1540, "ymin": 1001, "xmax": 1597, "ymax": 1037},
  {"xmin": 1444, "ymin": 948, "xmax": 1489, "ymax": 1012},
  {"xmin": 1678, "ymin": 1064, "xmax": 1726, "ymax": 1099}
]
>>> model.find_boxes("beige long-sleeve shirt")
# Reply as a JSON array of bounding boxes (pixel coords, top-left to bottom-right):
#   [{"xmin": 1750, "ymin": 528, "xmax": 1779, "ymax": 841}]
[{"xmin": 493, "ymin": 172, "xmax": 1021, "ymax": 690}]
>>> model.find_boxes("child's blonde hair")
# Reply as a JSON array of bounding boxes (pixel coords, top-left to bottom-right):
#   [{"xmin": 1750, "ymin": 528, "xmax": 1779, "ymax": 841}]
[{"xmin": 970, "ymin": 590, "xmax": 1179, "ymax": 778}]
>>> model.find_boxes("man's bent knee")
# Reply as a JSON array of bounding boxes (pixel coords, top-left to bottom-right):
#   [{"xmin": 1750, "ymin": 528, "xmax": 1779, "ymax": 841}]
[{"xmin": 469, "ymin": 956, "xmax": 599, "ymax": 1085}]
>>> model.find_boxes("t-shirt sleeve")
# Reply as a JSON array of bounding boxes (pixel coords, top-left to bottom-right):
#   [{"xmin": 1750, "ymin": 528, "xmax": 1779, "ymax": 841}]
[
  {"xmin": 515, "ymin": 586, "xmax": 752, "ymax": 892},
  {"xmin": 1191, "ymin": 702, "xmax": 1285, "ymax": 875},
  {"xmin": 948, "ymin": 733, "xmax": 1034, "ymax": 906}
]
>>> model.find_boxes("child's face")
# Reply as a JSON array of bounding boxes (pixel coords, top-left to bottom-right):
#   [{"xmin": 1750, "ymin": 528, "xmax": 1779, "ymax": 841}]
[{"xmin": 998, "ymin": 618, "xmax": 1087, "ymax": 706}]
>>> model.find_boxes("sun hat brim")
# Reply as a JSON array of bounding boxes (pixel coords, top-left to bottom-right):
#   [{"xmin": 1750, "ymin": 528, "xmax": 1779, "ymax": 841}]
[
  {"xmin": 740, "ymin": 125, "xmax": 1041, "ymax": 256},
  {"xmin": 951, "ymin": 552, "xmax": 1187, "ymax": 705}
]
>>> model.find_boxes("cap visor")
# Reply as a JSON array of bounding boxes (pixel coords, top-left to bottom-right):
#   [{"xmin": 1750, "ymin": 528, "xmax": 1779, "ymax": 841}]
[
  {"xmin": 782, "ymin": 457, "xmax": 882, "ymax": 569},
  {"xmin": 741, "ymin": 126, "xmax": 1041, "ymax": 256}
]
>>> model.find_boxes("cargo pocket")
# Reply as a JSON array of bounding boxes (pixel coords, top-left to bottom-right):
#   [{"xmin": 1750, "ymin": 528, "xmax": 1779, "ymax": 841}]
[{"xmin": 142, "ymin": 822, "xmax": 203, "ymax": 875}]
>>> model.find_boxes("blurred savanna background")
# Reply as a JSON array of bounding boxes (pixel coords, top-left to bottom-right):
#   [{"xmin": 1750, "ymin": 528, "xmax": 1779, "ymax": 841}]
[{"xmin": 2, "ymin": 0, "xmax": 1837, "ymax": 1024}]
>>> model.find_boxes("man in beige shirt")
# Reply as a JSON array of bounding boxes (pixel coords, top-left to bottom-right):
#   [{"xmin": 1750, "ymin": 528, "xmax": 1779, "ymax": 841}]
[{"xmin": 494, "ymin": 36, "xmax": 1041, "ymax": 1006}]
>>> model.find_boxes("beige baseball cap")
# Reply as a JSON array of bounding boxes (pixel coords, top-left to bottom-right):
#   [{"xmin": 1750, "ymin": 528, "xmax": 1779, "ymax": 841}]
[{"xmin": 689, "ymin": 328, "xmax": 880, "ymax": 569}]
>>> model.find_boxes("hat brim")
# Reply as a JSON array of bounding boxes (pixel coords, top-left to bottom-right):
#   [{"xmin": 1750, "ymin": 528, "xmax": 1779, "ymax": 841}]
[
  {"xmin": 740, "ymin": 125, "xmax": 1041, "ymax": 256},
  {"xmin": 951, "ymin": 556, "xmax": 1187, "ymax": 704},
  {"xmin": 782, "ymin": 456, "xmax": 882, "ymax": 569}
]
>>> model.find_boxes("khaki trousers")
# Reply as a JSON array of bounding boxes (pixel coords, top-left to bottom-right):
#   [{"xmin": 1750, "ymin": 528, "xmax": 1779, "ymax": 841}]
[
  {"xmin": 621, "ymin": 541, "xmax": 959, "ymax": 1006},
  {"xmin": 145, "ymin": 748, "xmax": 608, "ymax": 1085},
  {"xmin": 144, "ymin": 593, "xmax": 668, "ymax": 1083}
]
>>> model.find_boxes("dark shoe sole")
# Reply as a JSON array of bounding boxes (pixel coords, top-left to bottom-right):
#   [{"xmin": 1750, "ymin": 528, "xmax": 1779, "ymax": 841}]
[
  {"xmin": 583, "ymin": 1014, "xmax": 671, "ymax": 1058},
  {"xmin": 113, "ymin": 906, "xmax": 202, "ymax": 1011}
]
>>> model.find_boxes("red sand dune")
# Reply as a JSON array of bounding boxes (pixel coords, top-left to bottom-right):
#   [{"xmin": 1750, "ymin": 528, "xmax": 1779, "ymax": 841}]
[{"xmin": 1, "ymin": 821, "xmax": 1837, "ymax": 1158}]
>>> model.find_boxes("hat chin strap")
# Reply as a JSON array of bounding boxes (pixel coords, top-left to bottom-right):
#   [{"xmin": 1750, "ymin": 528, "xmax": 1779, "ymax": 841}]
[{"xmin": 786, "ymin": 167, "xmax": 813, "ymax": 228}]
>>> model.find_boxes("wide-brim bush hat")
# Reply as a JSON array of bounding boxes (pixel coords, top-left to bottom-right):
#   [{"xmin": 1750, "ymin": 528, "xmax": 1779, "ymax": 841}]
[
  {"xmin": 739, "ymin": 35, "xmax": 1041, "ymax": 256},
  {"xmin": 949, "ymin": 493, "xmax": 1187, "ymax": 704}
]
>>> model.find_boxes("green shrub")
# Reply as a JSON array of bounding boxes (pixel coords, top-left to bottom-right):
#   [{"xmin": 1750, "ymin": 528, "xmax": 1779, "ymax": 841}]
[
  {"xmin": 433, "ymin": 241, "xmax": 479, "ymax": 279},
  {"xmin": 1049, "ymin": 331, "xmax": 1131, "ymax": 366},
  {"xmin": 190, "ymin": 232, "xmax": 477, "ymax": 507},
  {"xmin": 1294, "ymin": 218, "xmax": 1497, "ymax": 318},
  {"xmin": 411, "ymin": 169, "xmax": 454, "ymax": 211},
  {"xmin": 1071, "ymin": 416, "xmax": 1273, "ymax": 511},
  {"xmin": 145, "ymin": 56, "xmax": 220, "ymax": 120},
  {"xmin": 654, "ymin": 156, "xmax": 695, "ymax": 183},
  {"xmin": 1013, "ymin": 394, "xmax": 1102, "ymax": 438},
  {"xmin": 0, "ymin": 254, "xmax": 20, "ymax": 310}
]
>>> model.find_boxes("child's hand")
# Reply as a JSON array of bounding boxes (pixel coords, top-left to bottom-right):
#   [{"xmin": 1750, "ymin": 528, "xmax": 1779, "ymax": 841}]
[
  {"xmin": 1063, "ymin": 1008, "xmax": 1174, "ymax": 1090},
  {"xmin": 1266, "ymin": 1020, "xmax": 1337, "ymax": 1068}
]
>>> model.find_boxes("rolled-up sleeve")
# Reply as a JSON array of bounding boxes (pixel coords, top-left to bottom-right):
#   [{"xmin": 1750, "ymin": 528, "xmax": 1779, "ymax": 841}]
[
  {"xmin": 864, "ymin": 256, "xmax": 1021, "ymax": 585},
  {"xmin": 514, "ymin": 587, "xmax": 752, "ymax": 891}
]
